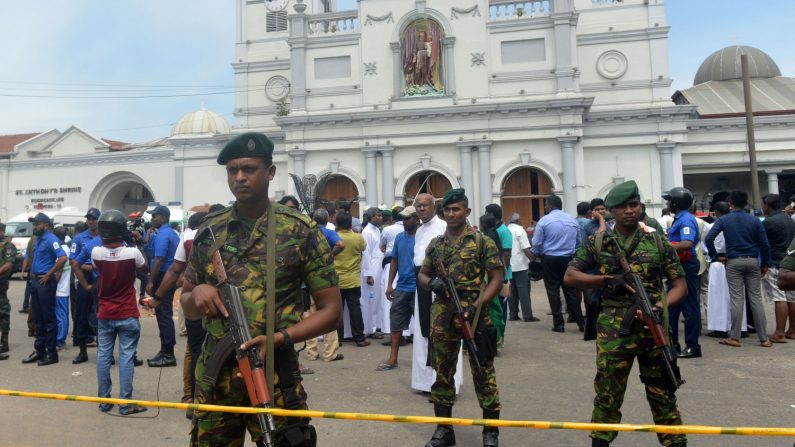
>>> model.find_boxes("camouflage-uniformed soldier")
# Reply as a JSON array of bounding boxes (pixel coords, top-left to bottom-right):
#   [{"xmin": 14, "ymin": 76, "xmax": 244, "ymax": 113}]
[
  {"xmin": 418, "ymin": 189, "xmax": 503, "ymax": 447},
  {"xmin": 181, "ymin": 132, "xmax": 341, "ymax": 447},
  {"xmin": 0, "ymin": 223, "xmax": 16, "ymax": 360},
  {"xmin": 564, "ymin": 180, "xmax": 688, "ymax": 447}
]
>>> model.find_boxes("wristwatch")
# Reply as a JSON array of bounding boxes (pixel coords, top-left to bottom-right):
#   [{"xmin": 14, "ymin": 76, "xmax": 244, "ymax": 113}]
[{"xmin": 278, "ymin": 329, "xmax": 293, "ymax": 351}]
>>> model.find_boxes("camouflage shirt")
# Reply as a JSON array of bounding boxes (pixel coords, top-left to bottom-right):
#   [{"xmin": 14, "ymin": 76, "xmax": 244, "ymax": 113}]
[
  {"xmin": 423, "ymin": 225, "xmax": 502, "ymax": 294},
  {"xmin": 569, "ymin": 228, "xmax": 684, "ymax": 307},
  {"xmin": 0, "ymin": 237, "xmax": 15, "ymax": 279},
  {"xmin": 184, "ymin": 203, "xmax": 338, "ymax": 340}
]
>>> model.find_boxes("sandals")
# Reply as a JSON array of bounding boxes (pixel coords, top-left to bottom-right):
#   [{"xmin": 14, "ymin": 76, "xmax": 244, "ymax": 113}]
[
  {"xmin": 719, "ymin": 338, "xmax": 741, "ymax": 347},
  {"xmin": 354, "ymin": 340, "xmax": 371, "ymax": 347},
  {"xmin": 759, "ymin": 339, "xmax": 773, "ymax": 348},
  {"xmin": 366, "ymin": 332, "xmax": 385, "ymax": 340},
  {"xmin": 119, "ymin": 405, "xmax": 147, "ymax": 415},
  {"xmin": 769, "ymin": 335, "xmax": 788, "ymax": 343},
  {"xmin": 376, "ymin": 361, "xmax": 399, "ymax": 371}
]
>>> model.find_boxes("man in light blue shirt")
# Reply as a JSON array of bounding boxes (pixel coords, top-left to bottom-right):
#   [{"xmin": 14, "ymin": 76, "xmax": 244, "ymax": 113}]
[{"xmin": 530, "ymin": 195, "xmax": 583, "ymax": 332}]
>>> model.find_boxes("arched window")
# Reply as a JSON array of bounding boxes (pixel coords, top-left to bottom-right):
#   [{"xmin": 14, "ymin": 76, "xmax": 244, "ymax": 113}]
[
  {"xmin": 403, "ymin": 170, "xmax": 452, "ymax": 205},
  {"xmin": 501, "ymin": 167, "xmax": 553, "ymax": 225}
]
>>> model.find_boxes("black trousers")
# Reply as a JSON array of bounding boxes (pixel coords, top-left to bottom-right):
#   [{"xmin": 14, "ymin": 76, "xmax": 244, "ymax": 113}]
[
  {"xmin": 541, "ymin": 255, "xmax": 583, "ymax": 328},
  {"xmin": 339, "ymin": 287, "xmax": 365, "ymax": 342}
]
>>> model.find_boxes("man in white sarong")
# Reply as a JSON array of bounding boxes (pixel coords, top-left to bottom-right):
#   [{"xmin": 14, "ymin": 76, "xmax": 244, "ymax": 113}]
[
  {"xmin": 412, "ymin": 193, "xmax": 463, "ymax": 393},
  {"xmin": 361, "ymin": 207, "xmax": 384, "ymax": 337},
  {"xmin": 705, "ymin": 202, "xmax": 747, "ymax": 336}
]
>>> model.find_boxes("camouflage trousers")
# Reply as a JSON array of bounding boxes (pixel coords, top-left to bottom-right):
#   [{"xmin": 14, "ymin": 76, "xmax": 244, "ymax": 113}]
[
  {"xmin": 430, "ymin": 299, "xmax": 500, "ymax": 411},
  {"xmin": 591, "ymin": 307, "xmax": 685, "ymax": 446},
  {"xmin": 191, "ymin": 343, "xmax": 309, "ymax": 447}
]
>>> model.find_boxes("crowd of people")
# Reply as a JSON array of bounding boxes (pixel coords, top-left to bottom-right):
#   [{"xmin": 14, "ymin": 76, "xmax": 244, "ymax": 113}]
[{"xmin": 2, "ymin": 132, "xmax": 794, "ymax": 447}]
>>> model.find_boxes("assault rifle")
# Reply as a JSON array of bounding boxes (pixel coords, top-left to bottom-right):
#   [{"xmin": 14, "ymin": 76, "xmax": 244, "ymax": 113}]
[
  {"xmin": 617, "ymin": 255, "xmax": 685, "ymax": 391},
  {"xmin": 435, "ymin": 261, "xmax": 483, "ymax": 374},
  {"xmin": 211, "ymin": 250, "xmax": 276, "ymax": 447}
]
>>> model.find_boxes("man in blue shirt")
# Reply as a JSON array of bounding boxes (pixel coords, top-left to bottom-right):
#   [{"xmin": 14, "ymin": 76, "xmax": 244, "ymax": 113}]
[
  {"xmin": 530, "ymin": 195, "xmax": 584, "ymax": 332},
  {"xmin": 705, "ymin": 190, "xmax": 772, "ymax": 348},
  {"xmin": 379, "ymin": 206, "xmax": 420, "ymax": 371},
  {"xmin": 21, "ymin": 213, "xmax": 67, "ymax": 366},
  {"xmin": 663, "ymin": 187, "xmax": 702, "ymax": 358},
  {"xmin": 69, "ymin": 207, "xmax": 100, "ymax": 362},
  {"xmin": 144, "ymin": 205, "xmax": 180, "ymax": 367}
]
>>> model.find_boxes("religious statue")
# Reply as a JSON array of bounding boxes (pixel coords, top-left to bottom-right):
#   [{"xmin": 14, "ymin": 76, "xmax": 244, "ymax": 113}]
[{"xmin": 401, "ymin": 19, "xmax": 444, "ymax": 96}]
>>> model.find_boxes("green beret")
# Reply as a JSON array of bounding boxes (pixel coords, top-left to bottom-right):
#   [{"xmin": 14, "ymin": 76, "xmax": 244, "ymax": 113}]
[
  {"xmin": 441, "ymin": 188, "xmax": 467, "ymax": 207},
  {"xmin": 381, "ymin": 209, "xmax": 392, "ymax": 217},
  {"xmin": 605, "ymin": 180, "xmax": 640, "ymax": 208},
  {"xmin": 217, "ymin": 132, "xmax": 274, "ymax": 165}
]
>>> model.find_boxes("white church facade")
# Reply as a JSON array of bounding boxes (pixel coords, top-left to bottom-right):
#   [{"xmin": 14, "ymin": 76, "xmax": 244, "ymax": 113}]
[{"xmin": 1, "ymin": 0, "xmax": 794, "ymax": 224}]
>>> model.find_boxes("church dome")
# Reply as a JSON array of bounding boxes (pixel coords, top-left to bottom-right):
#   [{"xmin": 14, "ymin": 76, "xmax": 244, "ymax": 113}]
[
  {"xmin": 693, "ymin": 45, "xmax": 781, "ymax": 86},
  {"xmin": 170, "ymin": 107, "xmax": 231, "ymax": 137}
]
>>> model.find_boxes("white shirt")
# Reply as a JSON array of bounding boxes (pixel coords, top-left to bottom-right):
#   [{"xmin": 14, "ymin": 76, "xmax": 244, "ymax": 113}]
[
  {"xmin": 361, "ymin": 223, "xmax": 383, "ymax": 277},
  {"xmin": 414, "ymin": 216, "xmax": 447, "ymax": 266},
  {"xmin": 56, "ymin": 244, "xmax": 71, "ymax": 297},
  {"xmin": 174, "ymin": 228, "xmax": 198, "ymax": 263},
  {"xmin": 508, "ymin": 223, "xmax": 531, "ymax": 272},
  {"xmin": 380, "ymin": 222, "xmax": 404, "ymax": 257}
]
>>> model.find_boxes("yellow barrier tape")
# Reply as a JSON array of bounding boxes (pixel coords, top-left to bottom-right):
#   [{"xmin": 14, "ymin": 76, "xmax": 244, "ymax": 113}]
[{"xmin": 2, "ymin": 388, "xmax": 795, "ymax": 437}]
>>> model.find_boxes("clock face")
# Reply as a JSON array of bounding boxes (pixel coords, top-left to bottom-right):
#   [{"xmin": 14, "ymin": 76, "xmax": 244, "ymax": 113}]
[{"xmin": 265, "ymin": 0, "xmax": 288, "ymax": 11}]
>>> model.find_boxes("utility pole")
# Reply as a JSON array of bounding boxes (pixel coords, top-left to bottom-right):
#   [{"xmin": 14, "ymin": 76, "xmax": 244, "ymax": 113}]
[{"xmin": 741, "ymin": 54, "xmax": 761, "ymax": 209}]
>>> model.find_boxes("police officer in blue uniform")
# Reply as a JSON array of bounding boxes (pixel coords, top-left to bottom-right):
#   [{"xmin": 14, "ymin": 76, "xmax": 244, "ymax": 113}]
[
  {"xmin": 21, "ymin": 213, "xmax": 67, "ymax": 366},
  {"xmin": 70, "ymin": 208, "xmax": 100, "ymax": 363},
  {"xmin": 144, "ymin": 205, "xmax": 180, "ymax": 367},
  {"xmin": 663, "ymin": 187, "xmax": 702, "ymax": 358}
]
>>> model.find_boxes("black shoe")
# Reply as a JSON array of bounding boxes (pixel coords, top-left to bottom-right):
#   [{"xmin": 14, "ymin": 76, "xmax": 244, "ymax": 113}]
[
  {"xmin": 148, "ymin": 353, "xmax": 177, "ymax": 367},
  {"xmin": 706, "ymin": 331, "xmax": 728, "ymax": 338},
  {"xmin": 508, "ymin": 317, "xmax": 520, "ymax": 321},
  {"xmin": 0, "ymin": 344, "xmax": 8, "ymax": 354},
  {"xmin": 551, "ymin": 326, "xmax": 565, "ymax": 333},
  {"xmin": 673, "ymin": 342, "xmax": 682, "ymax": 356},
  {"xmin": 22, "ymin": 351, "xmax": 42, "ymax": 364},
  {"xmin": 72, "ymin": 352, "xmax": 88, "ymax": 364},
  {"xmin": 483, "ymin": 430, "xmax": 499, "ymax": 447},
  {"xmin": 0, "ymin": 352, "xmax": 8, "ymax": 360},
  {"xmin": 146, "ymin": 351, "xmax": 164, "ymax": 364},
  {"xmin": 18, "ymin": 308, "xmax": 28, "ymax": 314},
  {"xmin": 425, "ymin": 426, "xmax": 456, "ymax": 447},
  {"xmin": 37, "ymin": 354, "xmax": 59, "ymax": 366},
  {"xmin": 523, "ymin": 316, "xmax": 540, "ymax": 322},
  {"xmin": 133, "ymin": 355, "xmax": 144, "ymax": 367},
  {"xmin": 678, "ymin": 346, "xmax": 702, "ymax": 359},
  {"xmin": 592, "ymin": 438, "xmax": 610, "ymax": 447}
]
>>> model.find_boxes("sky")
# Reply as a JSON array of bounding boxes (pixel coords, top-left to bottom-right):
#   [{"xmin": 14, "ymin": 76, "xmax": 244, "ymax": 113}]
[{"xmin": 1, "ymin": 0, "xmax": 793, "ymax": 143}]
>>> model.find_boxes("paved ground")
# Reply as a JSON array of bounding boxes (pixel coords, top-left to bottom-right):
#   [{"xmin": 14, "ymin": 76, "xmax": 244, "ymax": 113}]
[{"xmin": 2, "ymin": 280, "xmax": 795, "ymax": 446}]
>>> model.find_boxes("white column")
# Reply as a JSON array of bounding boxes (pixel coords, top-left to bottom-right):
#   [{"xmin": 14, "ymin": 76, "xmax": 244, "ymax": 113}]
[
  {"xmin": 289, "ymin": 149, "xmax": 307, "ymax": 179},
  {"xmin": 558, "ymin": 136, "xmax": 578, "ymax": 214},
  {"xmin": 767, "ymin": 170, "xmax": 781, "ymax": 195},
  {"xmin": 477, "ymin": 141, "xmax": 493, "ymax": 215},
  {"xmin": 457, "ymin": 143, "xmax": 475, "ymax": 223},
  {"xmin": 363, "ymin": 149, "xmax": 378, "ymax": 206},
  {"xmin": 288, "ymin": 10, "xmax": 308, "ymax": 110},
  {"xmin": 656, "ymin": 142, "xmax": 676, "ymax": 194},
  {"xmin": 390, "ymin": 42, "xmax": 402, "ymax": 98},
  {"xmin": 380, "ymin": 147, "xmax": 395, "ymax": 206}
]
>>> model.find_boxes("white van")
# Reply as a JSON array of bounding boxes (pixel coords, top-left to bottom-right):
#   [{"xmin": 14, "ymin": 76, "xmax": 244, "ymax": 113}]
[{"xmin": 6, "ymin": 206, "xmax": 85, "ymax": 274}]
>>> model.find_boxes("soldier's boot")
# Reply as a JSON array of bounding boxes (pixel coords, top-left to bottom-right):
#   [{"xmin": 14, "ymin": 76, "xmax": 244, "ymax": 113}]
[
  {"xmin": 668, "ymin": 444, "xmax": 687, "ymax": 447},
  {"xmin": 482, "ymin": 409, "xmax": 499, "ymax": 447},
  {"xmin": 0, "ymin": 332, "xmax": 9, "ymax": 353},
  {"xmin": 591, "ymin": 438, "xmax": 610, "ymax": 447},
  {"xmin": 148, "ymin": 345, "xmax": 177, "ymax": 367},
  {"xmin": 0, "ymin": 352, "xmax": 8, "ymax": 360},
  {"xmin": 425, "ymin": 404, "xmax": 456, "ymax": 447},
  {"xmin": 72, "ymin": 342, "xmax": 88, "ymax": 364}
]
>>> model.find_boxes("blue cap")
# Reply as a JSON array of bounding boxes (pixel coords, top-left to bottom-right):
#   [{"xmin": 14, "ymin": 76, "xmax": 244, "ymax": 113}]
[
  {"xmin": 28, "ymin": 212, "xmax": 51, "ymax": 226},
  {"xmin": 85, "ymin": 208, "xmax": 101, "ymax": 219},
  {"xmin": 146, "ymin": 205, "xmax": 171, "ymax": 218}
]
